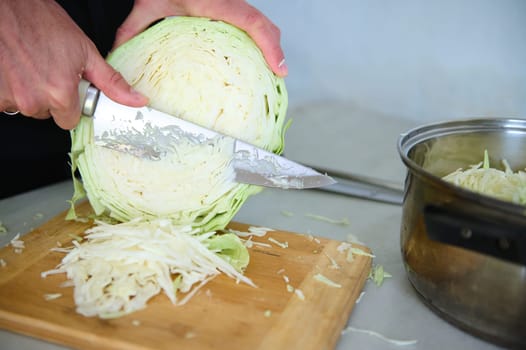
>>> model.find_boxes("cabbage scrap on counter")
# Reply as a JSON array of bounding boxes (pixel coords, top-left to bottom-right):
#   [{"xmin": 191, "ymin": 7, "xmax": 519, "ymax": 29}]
[
  {"xmin": 442, "ymin": 150, "xmax": 526, "ymax": 205},
  {"xmin": 44, "ymin": 17, "xmax": 289, "ymax": 318}
]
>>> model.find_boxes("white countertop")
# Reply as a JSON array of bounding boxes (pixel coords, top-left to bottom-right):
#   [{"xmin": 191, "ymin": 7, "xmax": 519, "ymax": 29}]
[{"xmin": 0, "ymin": 102, "xmax": 504, "ymax": 350}]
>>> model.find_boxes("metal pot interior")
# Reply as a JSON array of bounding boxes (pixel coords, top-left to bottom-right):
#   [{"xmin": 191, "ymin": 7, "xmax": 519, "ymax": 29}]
[{"xmin": 400, "ymin": 118, "xmax": 526, "ymax": 182}]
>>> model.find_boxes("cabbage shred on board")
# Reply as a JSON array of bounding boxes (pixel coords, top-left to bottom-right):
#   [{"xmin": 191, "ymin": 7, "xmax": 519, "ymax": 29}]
[{"xmin": 42, "ymin": 219, "xmax": 252, "ymax": 318}]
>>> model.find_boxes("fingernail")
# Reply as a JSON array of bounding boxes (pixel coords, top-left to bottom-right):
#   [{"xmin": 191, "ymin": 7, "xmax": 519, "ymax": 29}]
[
  {"xmin": 130, "ymin": 87, "xmax": 148, "ymax": 103},
  {"xmin": 278, "ymin": 58, "xmax": 288, "ymax": 75}
]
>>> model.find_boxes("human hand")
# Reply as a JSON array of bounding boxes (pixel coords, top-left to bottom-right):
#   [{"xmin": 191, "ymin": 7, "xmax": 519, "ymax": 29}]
[
  {"xmin": 113, "ymin": 0, "xmax": 288, "ymax": 77},
  {"xmin": 0, "ymin": 0, "xmax": 148, "ymax": 130}
]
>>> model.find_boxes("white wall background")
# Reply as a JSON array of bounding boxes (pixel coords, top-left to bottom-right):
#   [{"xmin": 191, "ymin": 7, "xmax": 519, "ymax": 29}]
[{"xmin": 250, "ymin": 0, "xmax": 526, "ymax": 122}]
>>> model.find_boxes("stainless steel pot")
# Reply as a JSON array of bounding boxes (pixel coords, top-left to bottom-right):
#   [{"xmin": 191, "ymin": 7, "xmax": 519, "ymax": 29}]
[
  {"xmin": 308, "ymin": 118, "xmax": 526, "ymax": 347},
  {"xmin": 398, "ymin": 118, "xmax": 526, "ymax": 349}
]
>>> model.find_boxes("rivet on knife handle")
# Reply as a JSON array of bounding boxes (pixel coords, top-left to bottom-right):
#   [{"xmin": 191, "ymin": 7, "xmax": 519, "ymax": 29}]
[{"xmin": 78, "ymin": 79, "xmax": 100, "ymax": 117}]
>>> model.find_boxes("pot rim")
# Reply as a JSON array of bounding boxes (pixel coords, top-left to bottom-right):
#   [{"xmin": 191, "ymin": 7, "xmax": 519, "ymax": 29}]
[{"xmin": 397, "ymin": 117, "xmax": 526, "ymax": 216}]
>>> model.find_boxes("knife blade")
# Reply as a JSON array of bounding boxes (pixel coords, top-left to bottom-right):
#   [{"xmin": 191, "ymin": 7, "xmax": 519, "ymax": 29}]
[{"xmin": 78, "ymin": 80, "xmax": 335, "ymax": 189}]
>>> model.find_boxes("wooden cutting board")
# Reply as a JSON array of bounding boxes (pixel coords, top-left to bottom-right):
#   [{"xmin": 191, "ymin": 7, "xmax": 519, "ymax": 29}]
[{"xmin": 0, "ymin": 202, "xmax": 371, "ymax": 350}]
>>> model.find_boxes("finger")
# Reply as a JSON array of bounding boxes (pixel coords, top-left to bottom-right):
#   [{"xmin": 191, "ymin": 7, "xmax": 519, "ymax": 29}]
[
  {"xmin": 0, "ymin": 99, "xmax": 18, "ymax": 115},
  {"xmin": 113, "ymin": 2, "xmax": 172, "ymax": 49},
  {"xmin": 12, "ymin": 91, "xmax": 50, "ymax": 118},
  {"xmin": 49, "ymin": 109, "xmax": 77, "ymax": 129},
  {"xmin": 197, "ymin": 2, "xmax": 288, "ymax": 77},
  {"xmin": 242, "ymin": 16, "xmax": 287, "ymax": 77},
  {"xmin": 84, "ymin": 54, "xmax": 148, "ymax": 107},
  {"xmin": 47, "ymin": 80, "xmax": 81, "ymax": 130}
]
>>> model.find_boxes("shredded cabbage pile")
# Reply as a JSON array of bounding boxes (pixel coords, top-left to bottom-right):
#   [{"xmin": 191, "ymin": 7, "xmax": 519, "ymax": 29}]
[
  {"xmin": 43, "ymin": 219, "xmax": 252, "ymax": 318},
  {"xmin": 442, "ymin": 150, "xmax": 526, "ymax": 205}
]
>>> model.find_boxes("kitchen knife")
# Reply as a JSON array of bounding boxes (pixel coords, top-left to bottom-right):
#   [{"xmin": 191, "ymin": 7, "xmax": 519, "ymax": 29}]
[{"xmin": 78, "ymin": 79, "xmax": 335, "ymax": 190}]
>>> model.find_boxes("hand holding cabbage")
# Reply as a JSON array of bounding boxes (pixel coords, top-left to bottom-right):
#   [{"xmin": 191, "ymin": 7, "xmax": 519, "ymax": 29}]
[
  {"xmin": 114, "ymin": 0, "xmax": 288, "ymax": 78},
  {"xmin": 0, "ymin": 0, "xmax": 147, "ymax": 129}
]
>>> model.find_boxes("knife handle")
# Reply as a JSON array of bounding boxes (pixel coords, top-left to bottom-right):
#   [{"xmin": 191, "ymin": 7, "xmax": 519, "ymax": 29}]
[{"xmin": 78, "ymin": 79, "xmax": 100, "ymax": 117}]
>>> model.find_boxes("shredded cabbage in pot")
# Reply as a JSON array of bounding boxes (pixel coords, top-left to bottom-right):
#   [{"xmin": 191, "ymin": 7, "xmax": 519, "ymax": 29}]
[{"xmin": 442, "ymin": 150, "xmax": 526, "ymax": 205}]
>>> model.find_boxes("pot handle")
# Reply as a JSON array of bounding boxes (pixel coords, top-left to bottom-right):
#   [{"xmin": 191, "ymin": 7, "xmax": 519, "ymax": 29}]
[{"xmin": 423, "ymin": 204, "xmax": 526, "ymax": 266}]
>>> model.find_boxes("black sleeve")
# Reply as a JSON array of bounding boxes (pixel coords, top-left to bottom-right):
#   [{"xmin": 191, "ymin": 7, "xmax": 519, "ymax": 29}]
[{"xmin": 56, "ymin": 0, "xmax": 134, "ymax": 56}]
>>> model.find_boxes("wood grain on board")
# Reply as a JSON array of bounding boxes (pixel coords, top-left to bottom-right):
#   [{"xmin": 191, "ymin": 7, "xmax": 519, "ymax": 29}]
[{"xmin": 0, "ymin": 202, "xmax": 371, "ymax": 350}]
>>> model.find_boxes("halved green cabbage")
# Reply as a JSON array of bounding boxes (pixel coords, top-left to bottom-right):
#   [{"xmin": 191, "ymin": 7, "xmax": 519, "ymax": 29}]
[{"xmin": 68, "ymin": 16, "xmax": 288, "ymax": 233}]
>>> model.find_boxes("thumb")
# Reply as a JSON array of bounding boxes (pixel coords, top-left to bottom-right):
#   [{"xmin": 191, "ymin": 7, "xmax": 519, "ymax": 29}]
[
  {"xmin": 83, "ymin": 54, "xmax": 148, "ymax": 107},
  {"xmin": 113, "ymin": 4, "xmax": 169, "ymax": 49}
]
